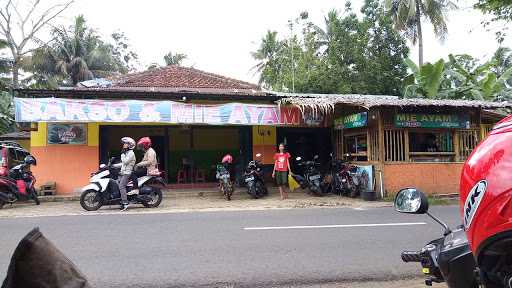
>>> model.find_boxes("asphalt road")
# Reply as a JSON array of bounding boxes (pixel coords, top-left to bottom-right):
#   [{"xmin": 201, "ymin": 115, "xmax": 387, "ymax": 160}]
[{"xmin": 0, "ymin": 206, "xmax": 462, "ymax": 287}]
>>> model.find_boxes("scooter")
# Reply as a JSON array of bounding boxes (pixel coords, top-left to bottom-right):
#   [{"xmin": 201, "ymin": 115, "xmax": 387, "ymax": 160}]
[
  {"xmin": 216, "ymin": 162, "xmax": 234, "ymax": 201},
  {"xmin": 394, "ymin": 188, "xmax": 479, "ymax": 288},
  {"xmin": 0, "ymin": 155, "xmax": 39, "ymax": 209},
  {"xmin": 294, "ymin": 155, "xmax": 326, "ymax": 196},
  {"xmin": 79, "ymin": 158, "xmax": 166, "ymax": 211},
  {"xmin": 244, "ymin": 153, "xmax": 267, "ymax": 199}
]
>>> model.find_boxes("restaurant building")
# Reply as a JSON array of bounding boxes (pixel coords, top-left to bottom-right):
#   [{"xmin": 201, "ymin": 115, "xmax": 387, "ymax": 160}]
[
  {"xmin": 279, "ymin": 94, "xmax": 510, "ymax": 196},
  {"xmin": 15, "ymin": 66, "xmax": 330, "ymax": 194}
]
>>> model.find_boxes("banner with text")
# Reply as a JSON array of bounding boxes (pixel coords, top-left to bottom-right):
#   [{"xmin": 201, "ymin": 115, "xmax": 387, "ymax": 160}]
[{"xmin": 14, "ymin": 97, "xmax": 326, "ymax": 127}]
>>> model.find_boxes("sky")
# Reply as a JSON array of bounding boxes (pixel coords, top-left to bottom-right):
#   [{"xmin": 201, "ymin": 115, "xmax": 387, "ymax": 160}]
[{"xmin": 43, "ymin": 0, "xmax": 512, "ymax": 83}]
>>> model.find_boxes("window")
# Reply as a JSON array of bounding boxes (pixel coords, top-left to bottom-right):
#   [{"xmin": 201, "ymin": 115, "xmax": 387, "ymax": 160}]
[
  {"xmin": 344, "ymin": 133, "xmax": 367, "ymax": 161},
  {"xmin": 408, "ymin": 131, "xmax": 455, "ymax": 162}
]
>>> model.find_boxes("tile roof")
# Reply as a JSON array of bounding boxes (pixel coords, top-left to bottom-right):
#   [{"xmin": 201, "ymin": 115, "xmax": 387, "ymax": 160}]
[{"xmin": 98, "ymin": 65, "xmax": 265, "ymax": 96}]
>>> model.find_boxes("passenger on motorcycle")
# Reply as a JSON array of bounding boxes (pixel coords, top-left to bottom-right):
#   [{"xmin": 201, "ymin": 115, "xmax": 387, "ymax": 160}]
[
  {"xmin": 135, "ymin": 137, "xmax": 159, "ymax": 176},
  {"xmin": 113, "ymin": 137, "xmax": 136, "ymax": 211}
]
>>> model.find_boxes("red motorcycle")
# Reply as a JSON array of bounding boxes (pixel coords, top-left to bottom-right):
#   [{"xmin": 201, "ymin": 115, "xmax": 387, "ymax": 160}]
[{"xmin": 0, "ymin": 155, "xmax": 39, "ymax": 209}]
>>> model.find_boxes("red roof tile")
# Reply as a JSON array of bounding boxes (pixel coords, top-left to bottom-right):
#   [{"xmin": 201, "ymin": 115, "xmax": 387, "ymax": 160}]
[{"xmin": 109, "ymin": 65, "xmax": 261, "ymax": 94}]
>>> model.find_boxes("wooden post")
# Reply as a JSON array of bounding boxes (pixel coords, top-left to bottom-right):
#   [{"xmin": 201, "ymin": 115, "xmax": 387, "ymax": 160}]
[
  {"xmin": 378, "ymin": 109, "xmax": 385, "ymax": 163},
  {"xmin": 404, "ymin": 129, "xmax": 410, "ymax": 162},
  {"xmin": 454, "ymin": 130, "xmax": 460, "ymax": 162},
  {"xmin": 164, "ymin": 127, "xmax": 170, "ymax": 183}
]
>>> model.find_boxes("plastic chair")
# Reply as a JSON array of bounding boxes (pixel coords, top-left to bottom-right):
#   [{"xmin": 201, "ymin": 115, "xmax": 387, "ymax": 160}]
[
  {"xmin": 177, "ymin": 170, "xmax": 187, "ymax": 184},
  {"xmin": 195, "ymin": 169, "xmax": 206, "ymax": 183}
]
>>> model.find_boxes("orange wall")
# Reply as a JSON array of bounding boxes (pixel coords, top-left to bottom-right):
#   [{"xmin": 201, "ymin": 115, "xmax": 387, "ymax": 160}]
[
  {"xmin": 31, "ymin": 146, "xmax": 98, "ymax": 194},
  {"xmin": 384, "ymin": 163, "xmax": 463, "ymax": 195}
]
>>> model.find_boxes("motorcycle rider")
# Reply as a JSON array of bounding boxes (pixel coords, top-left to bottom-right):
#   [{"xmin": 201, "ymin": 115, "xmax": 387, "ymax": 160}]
[
  {"xmin": 113, "ymin": 137, "xmax": 136, "ymax": 211},
  {"xmin": 135, "ymin": 137, "xmax": 159, "ymax": 176}
]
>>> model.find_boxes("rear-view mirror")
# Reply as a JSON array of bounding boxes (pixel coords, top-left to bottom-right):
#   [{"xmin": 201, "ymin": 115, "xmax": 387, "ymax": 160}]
[
  {"xmin": 99, "ymin": 164, "xmax": 106, "ymax": 169},
  {"xmin": 296, "ymin": 157, "xmax": 302, "ymax": 161},
  {"xmin": 314, "ymin": 155, "xmax": 319, "ymax": 160},
  {"xmin": 255, "ymin": 153, "xmax": 262, "ymax": 158},
  {"xmin": 394, "ymin": 188, "xmax": 429, "ymax": 214}
]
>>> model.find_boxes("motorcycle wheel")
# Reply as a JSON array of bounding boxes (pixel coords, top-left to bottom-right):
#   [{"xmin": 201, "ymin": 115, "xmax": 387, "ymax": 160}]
[
  {"xmin": 0, "ymin": 200, "xmax": 4, "ymax": 209},
  {"xmin": 256, "ymin": 181, "xmax": 265, "ymax": 198},
  {"xmin": 225, "ymin": 182, "xmax": 233, "ymax": 201},
  {"xmin": 349, "ymin": 185, "xmax": 359, "ymax": 198},
  {"xmin": 249, "ymin": 186, "xmax": 258, "ymax": 199},
  {"xmin": 80, "ymin": 190, "xmax": 102, "ymax": 211},
  {"xmin": 31, "ymin": 190, "xmax": 40, "ymax": 205},
  {"xmin": 142, "ymin": 187, "xmax": 163, "ymax": 208}
]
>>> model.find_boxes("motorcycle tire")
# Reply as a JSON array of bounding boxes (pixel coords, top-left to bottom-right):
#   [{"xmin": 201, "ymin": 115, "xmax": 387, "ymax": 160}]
[
  {"xmin": 0, "ymin": 200, "xmax": 4, "ymax": 209},
  {"xmin": 249, "ymin": 186, "xmax": 259, "ymax": 199},
  {"xmin": 256, "ymin": 181, "xmax": 265, "ymax": 198},
  {"xmin": 142, "ymin": 187, "xmax": 163, "ymax": 208},
  {"xmin": 31, "ymin": 190, "xmax": 40, "ymax": 205},
  {"xmin": 226, "ymin": 182, "xmax": 233, "ymax": 201},
  {"xmin": 80, "ymin": 190, "xmax": 102, "ymax": 211},
  {"xmin": 349, "ymin": 185, "xmax": 360, "ymax": 198}
]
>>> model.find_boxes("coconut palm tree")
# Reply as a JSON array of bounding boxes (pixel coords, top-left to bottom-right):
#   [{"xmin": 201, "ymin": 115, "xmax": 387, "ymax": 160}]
[
  {"xmin": 164, "ymin": 52, "xmax": 187, "ymax": 66},
  {"xmin": 251, "ymin": 30, "xmax": 284, "ymax": 86},
  {"xmin": 385, "ymin": 0, "xmax": 457, "ymax": 66},
  {"xmin": 28, "ymin": 15, "xmax": 120, "ymax": 86}
]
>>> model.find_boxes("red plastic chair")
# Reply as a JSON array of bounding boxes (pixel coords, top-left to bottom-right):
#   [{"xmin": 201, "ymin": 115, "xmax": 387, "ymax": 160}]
[
  {"xmin": 177, "ymin": 170, "xmax": 187, "ymax": 184},
  {"xmin": 195, "ymin": 169, "xmax": 206, "ymax": 183}
]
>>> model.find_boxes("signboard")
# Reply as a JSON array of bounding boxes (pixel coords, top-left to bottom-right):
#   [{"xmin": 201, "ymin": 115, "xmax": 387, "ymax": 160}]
[
  {"xmin": 395, "ymin": 113, "xmax": 469, "ymax": 129},
  {"xmin": 14, "ymin": 98, "xmax": 326, "ymax": 127},
  {"xmin": 47, "ymin": 123, "xmax": 87, "ymax": 144},
  {"xmin": 334, "ymin": 112, "xmax": 368, "ymax": 129}
]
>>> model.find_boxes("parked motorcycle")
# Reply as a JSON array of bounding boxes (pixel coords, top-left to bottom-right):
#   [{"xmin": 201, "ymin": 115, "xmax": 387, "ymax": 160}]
[
  {"xmin": 339, "ymin": 154, "xmax": 368, "ymax": 198},
  {"xmin": 321, "ymin": 153, "xmax": 345, "ymax": 195},
  {"xmin": 0, "ymin": 155, "xmax": 39, "ymax": 209},
  {"xmin": 244, "ymin": 153, "xmax": 267, "ymax": 199},
  {"xmin": 294, "ymin": 155, "xmax": 326, "ymax": 196},
  {"xmin": 394, "ymin": 188, "xmax": 479, "ymax": 288},
  {"xmin": 216, "ymin": 162, "xmax": 234, "ymax": 201},
  {"xmin": 79, "ymin": 158, "xmax": 166, "ymax": 211}
]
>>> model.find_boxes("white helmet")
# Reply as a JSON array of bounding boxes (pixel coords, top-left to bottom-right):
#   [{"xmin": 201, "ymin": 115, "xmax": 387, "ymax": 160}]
[{"xmin": 121, "ymin": 137, "xmax": 136, "ymax": 150}]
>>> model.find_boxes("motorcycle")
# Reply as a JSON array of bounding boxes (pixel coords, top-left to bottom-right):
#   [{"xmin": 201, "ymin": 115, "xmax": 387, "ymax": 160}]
[
  {"xmin": 79, "ymin": 158, "xmax": 166, "ymax": 211},
  {"xmin": 0, "ymin": 155, "xmax": 39, "ymax": 209},
  {"xmin": 216, "ymin": 162, "xmax": 234, "ymax": 201},
  {"xmin": 394, "ymin": 188, "xmax": 479, "ymax": 288},
  {"xmin": 244, "ymin": 153, "xmax": 267, "ymax": 199},
  {"xmin": 294, "ymin": 155, "xmax": 326, "ymax": 196},
  {"xmin": 321, "ymin": 153, "xmax": 345, "ymax": 195},
  {"xmin": 339, "ymin": 154, "xmax": 368, "ymax": 198}
]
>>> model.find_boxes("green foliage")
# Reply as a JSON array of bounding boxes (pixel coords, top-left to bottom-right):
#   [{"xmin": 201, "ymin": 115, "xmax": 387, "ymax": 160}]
[
  {"xmin": 252, "ymin": 0, "xmax": 409, "ymax": 95},
  {"xmin": 402, "ymin": 48, "xmax": 512, "ymax": 101},
  {"xmin": 26, "ymin": 15, "xmax": 138, "ymax": 87},
  {"xmin": 164, "ymin": 51, "xmax": 187, "ymax": 66},
  {"xmin": 475, "ymin": 0, "xmax": 512, "ymax": 22}
]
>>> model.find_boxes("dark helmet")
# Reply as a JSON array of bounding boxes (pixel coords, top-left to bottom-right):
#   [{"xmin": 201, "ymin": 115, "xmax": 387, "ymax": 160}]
[{"xmin": 24, "ymin": 155, "xmax": 36, "ymax": 166}]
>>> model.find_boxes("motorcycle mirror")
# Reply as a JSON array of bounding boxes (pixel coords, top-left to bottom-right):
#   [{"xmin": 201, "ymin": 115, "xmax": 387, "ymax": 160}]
[
  {"xmin": 314, "ymin": 155, "xmax": 319, "ymax": 160},
  {"xmin": 296, "ymin": 156, "xmax": 302, "ymax": 161},
  {"xmin": 255, "ymin": 153, "xmax": 262, "ymax": 158},
  {"xmin": 99, "ymin": 164, "xmax": 106, "ymax": 169},
  {"xmin": 394, "ymin": 188, "xmax": 429, "ymax": 214}
]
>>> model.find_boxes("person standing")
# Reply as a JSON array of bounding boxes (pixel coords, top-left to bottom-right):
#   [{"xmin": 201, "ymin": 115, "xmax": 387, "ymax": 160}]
[
  {"xmin": 272, "ymin": 143, "xmax": 293, "ymax": 200},
  {"xmin": 113, "ymin": 137, "xmax": 136, "ymax": 211}
]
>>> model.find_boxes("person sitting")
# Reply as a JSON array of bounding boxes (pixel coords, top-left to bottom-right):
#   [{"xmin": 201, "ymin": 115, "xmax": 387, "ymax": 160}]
[{"xmin": 135, "ymin": 137, "xmax": 159, "ymax": 176}]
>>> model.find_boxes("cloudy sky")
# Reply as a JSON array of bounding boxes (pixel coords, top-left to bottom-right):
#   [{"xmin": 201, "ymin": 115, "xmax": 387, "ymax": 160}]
[{"xmin": 49, "ymin": 0, "xmax": 512, "ymax": 83}]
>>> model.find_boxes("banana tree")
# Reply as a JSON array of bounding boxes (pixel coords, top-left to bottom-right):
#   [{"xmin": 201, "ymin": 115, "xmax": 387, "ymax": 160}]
[{"xmin": 403, "ymin": 58, "xmax": 447, "ymax": 98}]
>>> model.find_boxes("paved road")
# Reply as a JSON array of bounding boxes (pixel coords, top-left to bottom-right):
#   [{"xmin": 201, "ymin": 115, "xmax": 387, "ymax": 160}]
[{"xmin": 0, "ymin": 206, "xmax": 461, "ymax": 287}]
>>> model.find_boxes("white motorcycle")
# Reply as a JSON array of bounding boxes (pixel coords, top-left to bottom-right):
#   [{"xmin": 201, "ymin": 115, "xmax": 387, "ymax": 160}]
[{"xmin": 80, "ymin": 159, "xmax": 166, "ymax": 211}]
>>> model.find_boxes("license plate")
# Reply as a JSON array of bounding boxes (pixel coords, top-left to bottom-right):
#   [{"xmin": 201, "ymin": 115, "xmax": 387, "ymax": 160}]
[
  {"xmin": 245, "ymin": 176, "xmax": 254, "ymax": 182},
  {"xmin": 310, "ymin": 175, "xmax": 321, "ymax": 180},
  {"xmin": 422, "ymin": 268, "xmax": 430, "ymax": 274}
]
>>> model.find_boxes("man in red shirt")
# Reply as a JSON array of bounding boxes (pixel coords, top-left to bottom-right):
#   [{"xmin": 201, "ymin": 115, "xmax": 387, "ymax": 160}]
[{"xmin": 272, "ymin": 143, "xmax": 293, "ymax": 200}]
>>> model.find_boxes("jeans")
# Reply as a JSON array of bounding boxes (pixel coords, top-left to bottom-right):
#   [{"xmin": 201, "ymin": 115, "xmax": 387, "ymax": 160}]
[{"xmin": 118, "ymin": 174, "xmax": 130, "ymax": 204}]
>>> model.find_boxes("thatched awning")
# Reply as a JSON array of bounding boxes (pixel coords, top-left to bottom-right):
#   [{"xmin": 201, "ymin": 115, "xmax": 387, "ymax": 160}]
[{"xmin": 276, "ymin": 93, "xmax": 512, "ymax": 113}]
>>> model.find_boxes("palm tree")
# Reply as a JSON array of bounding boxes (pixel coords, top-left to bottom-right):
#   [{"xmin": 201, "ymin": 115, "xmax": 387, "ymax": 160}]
[
  {"xmin": 163, "ymin": 51, "xmax": 187, "ymax": 66},
  {"xmin": 28, "ymin": 15, "xmax": 119, "ymax": 86},
  {"xmin": 385, "ymin": 0, "xmax": 457, "ymax": 66},
  {"xmin": 251, "ymin": 30, "xmax": 283, "ymax": 86}
]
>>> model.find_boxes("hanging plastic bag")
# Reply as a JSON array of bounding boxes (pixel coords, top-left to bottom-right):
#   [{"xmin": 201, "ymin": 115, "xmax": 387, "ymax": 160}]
[{"xmin": 288, "ymin": 174, "xmax": 300, "ymax": 191}]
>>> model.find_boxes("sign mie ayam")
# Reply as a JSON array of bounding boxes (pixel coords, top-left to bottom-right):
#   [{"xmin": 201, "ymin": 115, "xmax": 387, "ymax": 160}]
[{"xmin": 395, "ymin": 113, "xmax": 469, "ymax": 128}]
